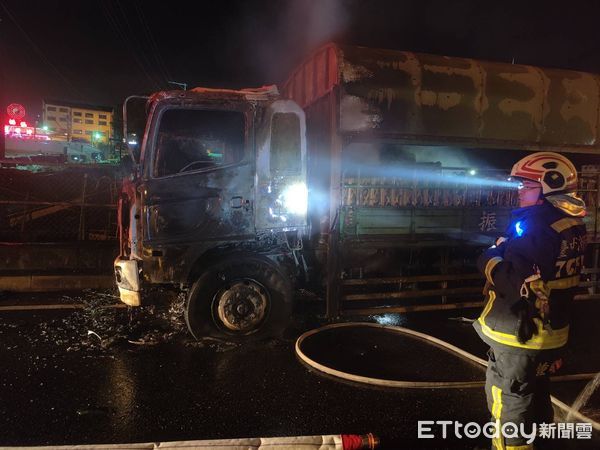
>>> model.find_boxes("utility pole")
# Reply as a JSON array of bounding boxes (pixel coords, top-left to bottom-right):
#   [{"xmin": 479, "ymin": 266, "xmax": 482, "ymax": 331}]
[
  {"xmin": 0, "ymin": 108, "xmax": 5, "ymax": 160},
  {"xmin": 167, "ymin": 81, "xmax": 187, "ymax": 91},
  {"xmin": 0, "ymin": 17, "xmax": 5, "ymax": 160}
]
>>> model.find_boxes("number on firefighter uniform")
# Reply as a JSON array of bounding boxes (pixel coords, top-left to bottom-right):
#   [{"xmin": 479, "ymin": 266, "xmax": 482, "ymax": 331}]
[{"xmin": 555, "ymin": 255, "xmax": 584, "ymax": 278}]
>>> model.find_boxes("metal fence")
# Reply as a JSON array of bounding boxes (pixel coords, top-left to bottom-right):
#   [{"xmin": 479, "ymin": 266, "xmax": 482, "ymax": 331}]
[{"xmin": 0, "ymin": 166, "xmax": 121, "ymax": 242}]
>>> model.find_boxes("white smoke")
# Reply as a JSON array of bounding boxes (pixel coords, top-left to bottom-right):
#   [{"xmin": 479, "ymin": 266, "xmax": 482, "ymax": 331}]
[{"xmin": 242, "ymin": 0, "xmax": 350, "ymax": 83}]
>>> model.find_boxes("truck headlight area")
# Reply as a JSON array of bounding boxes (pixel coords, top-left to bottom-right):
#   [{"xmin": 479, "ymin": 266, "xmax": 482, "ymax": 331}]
[
  {"xmin": 280, "ymin": 182, "xmax": 308, "ymax": 215},
  {"xmin": 114, "ymin": 258, "xmax": 142, "ymax": 306}
]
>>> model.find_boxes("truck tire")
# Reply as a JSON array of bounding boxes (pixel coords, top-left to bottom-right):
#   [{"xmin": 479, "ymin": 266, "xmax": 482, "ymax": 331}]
[{"xmin": 185, "ymin": 254, "xmax": 293, "ymax": 341}]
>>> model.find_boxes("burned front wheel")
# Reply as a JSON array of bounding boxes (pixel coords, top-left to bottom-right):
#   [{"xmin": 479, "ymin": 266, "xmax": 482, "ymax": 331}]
[{"xmin": 185, "ymin": 255, "xmax": 293, "ymax": 340}]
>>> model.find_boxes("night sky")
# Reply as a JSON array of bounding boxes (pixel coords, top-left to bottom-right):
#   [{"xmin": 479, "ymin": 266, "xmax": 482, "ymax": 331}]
[{"xmin": 2, "ymin": 0, "xmax": 600, "ymax": 121}]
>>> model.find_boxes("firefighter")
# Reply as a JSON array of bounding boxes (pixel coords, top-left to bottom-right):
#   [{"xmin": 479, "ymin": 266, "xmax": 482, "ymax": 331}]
[{"xmin": 473, "ymin": 152, "xmax": 587, "ymax": 450}]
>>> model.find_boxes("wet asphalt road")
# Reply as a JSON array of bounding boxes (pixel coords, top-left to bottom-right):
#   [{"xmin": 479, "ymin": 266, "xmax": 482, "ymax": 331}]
[{"xmin": 0, "ymin": 291, "xmax": 599, "ymax": 449}]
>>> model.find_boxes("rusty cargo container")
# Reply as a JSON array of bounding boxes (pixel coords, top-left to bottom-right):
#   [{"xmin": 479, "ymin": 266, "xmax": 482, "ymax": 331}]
[{"xmin": 283, "ymin": 43, "xmax": 600, "ymax": 317}]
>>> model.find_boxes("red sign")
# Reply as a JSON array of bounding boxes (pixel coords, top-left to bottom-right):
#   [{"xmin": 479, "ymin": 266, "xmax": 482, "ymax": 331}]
[{"xmin": 6, "ymin": 103, "xmax": 26, "ymax": 120}]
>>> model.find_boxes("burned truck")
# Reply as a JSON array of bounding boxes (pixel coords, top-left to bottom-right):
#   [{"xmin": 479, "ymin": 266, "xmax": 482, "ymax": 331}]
[
  {"xmin": 115, "ymin": 86, "xmax": 308, "ymax": 339},
  {"xmin": 115, "ymin": 44, "xmax": 600, "ymax": 339}
]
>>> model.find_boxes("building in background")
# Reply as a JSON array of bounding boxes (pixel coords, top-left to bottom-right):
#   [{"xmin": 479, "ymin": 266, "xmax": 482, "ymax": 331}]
[
  {"xmin": 2, "ymin": 103, "xmax": 105, "ymax": 164},
  {"xmin": 42, "ymin": 100, "xmax": 113, "ymax": 146}
]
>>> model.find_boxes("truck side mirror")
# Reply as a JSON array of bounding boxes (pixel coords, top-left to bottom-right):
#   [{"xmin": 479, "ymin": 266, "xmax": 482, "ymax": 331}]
[{"xmin": 123, "ymin": 95, "xmax": 149, "ymax": 165}]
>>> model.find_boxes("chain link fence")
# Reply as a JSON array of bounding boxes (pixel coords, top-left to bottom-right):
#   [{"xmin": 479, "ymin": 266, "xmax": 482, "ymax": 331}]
[{"xmin": 0, "ymin": 166, "xmax": 122, "ymax": 242}]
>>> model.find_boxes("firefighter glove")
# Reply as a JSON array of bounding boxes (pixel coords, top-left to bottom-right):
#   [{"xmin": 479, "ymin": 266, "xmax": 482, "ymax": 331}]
[{"xmin": 513, "ymin": 297, "xmax": 538, "ymax": 344}]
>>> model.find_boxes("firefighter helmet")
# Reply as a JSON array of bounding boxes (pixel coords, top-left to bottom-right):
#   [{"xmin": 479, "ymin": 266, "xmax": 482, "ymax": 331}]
[{"xmin": 510, "ymin": 152, "xmax": 578, "ymax": 196}]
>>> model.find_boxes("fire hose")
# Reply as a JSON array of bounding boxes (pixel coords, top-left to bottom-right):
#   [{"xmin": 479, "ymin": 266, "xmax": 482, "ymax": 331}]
[
  {"xmin": 295, "ymin": 322, "xmax": 600, "ymax": 431},
  {"xmin": 0, "ymin": 433, "xmax": 378, "ymax": 450}
]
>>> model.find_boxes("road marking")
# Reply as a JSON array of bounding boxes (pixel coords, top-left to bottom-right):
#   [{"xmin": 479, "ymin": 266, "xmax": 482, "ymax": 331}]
[{"xmin": 0, "ymin": 303, "xmax": 128, "ymax": 312}]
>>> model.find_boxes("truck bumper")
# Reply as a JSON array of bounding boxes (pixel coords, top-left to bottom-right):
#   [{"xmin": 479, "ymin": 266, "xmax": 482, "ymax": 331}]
[{"xmin": 114, "ymin": 257, "xmax": 142, "ymax": 306}]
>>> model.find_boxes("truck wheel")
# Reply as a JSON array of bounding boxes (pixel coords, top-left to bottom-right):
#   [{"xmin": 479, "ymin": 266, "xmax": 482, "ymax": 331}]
[{"xmin": 185, "ymin": 255, "xmax": 293, "ymax": 340}]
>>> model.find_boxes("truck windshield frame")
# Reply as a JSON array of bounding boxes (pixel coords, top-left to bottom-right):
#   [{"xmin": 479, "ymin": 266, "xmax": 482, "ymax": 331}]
[{"xmin": 146, "ymin": 104, "xmax": 250, "ymax": 180}]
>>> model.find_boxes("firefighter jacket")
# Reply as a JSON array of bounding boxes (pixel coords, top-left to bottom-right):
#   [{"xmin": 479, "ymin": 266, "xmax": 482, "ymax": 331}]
[{"xmin": 473, "ymin": 198, "xmax": 586, "ymax": 352}]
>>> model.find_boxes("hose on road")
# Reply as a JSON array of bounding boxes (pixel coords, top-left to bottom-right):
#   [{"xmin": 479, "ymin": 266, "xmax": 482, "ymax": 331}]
[{"xmin": 295, "ymin": 322, "xmax": 600, "ymax": 430}]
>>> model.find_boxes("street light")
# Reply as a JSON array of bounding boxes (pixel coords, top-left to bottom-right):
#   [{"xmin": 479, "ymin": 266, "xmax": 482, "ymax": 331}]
[{"xmin": 91, "ymin": 131, "xmax": 102, "ymax": 147}]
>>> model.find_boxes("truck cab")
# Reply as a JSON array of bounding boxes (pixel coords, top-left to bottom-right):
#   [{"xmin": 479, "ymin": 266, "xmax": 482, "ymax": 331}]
[{"xmin": 114, "ymin": 86, "xmax": 307, "ymax": 339}]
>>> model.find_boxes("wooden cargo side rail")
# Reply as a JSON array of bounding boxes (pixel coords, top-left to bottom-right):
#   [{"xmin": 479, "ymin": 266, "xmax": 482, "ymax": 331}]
[
  {"xmin": 342, "ymin": 273, "xmax": 484, "ymax": 286},
  {"xmin": 339, "ymin": 269, "xmax": 600, "ymax": 315},
  {"xmin": 341, "ymin": 302, "xmax": 486, "ymax": 316},
  {"xmin": 341, "ymin": 272, "xmax": 484, "ymax": 304},
  {"xmin": 344, "ymin": 286, "xmax": 483, "ymax": 302},
  {"xmin": 341, "ymin": 293, "xmax": 600, "ymax": 316}
]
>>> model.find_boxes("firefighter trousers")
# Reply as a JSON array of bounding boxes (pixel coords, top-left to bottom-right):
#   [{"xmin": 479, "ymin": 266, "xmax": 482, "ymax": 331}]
[{"xmin": 485, "ymin": 347, "xmax": 561, "ymax": 450}]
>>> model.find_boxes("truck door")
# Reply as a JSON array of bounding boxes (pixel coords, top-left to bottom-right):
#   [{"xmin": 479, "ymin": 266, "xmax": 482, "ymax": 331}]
[
  {"xmin": 255, "ymin": 100, "xmax": 308, "ymax": 231},
  {"xmin": 141, "ymin": 106, "xmax": 254, "ymax": 246}
]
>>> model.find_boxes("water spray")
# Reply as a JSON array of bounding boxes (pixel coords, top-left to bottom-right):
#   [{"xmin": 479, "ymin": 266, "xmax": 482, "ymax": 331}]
[{"xmin": 342, "ymin": 162, "xmax": 519, "ymax": 190}]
